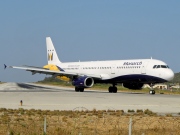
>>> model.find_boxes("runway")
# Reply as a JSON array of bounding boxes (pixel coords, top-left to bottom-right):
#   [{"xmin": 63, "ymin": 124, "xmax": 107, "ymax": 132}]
[{"xmin": 0, "ymin": 83, "xmax": 180, "ymax": 114}]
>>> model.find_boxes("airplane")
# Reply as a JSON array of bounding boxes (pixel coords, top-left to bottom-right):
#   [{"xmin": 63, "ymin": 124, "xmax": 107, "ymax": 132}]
[{"xmin": 5, "ymin": 37, "xmax": 174, "ymax": 94}]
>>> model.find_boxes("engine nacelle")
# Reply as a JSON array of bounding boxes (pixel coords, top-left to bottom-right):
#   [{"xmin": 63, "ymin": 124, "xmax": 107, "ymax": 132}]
[
  {"xmin": 72, "ymin": 76, "xmax": 94, "ymax": 88},
  {"xmin": 123, "ymin": 83, "xmax": 144, "ymax": 90}
]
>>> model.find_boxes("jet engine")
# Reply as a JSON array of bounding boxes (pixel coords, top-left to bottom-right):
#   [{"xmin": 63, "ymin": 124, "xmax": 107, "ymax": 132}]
[
  {"xmin": 123, "ymin": 83, "xmax": 144, "ymax": 90},
  {"xmin": 72, "ymin": 76, "xmax": 94, "ymax": 88}
]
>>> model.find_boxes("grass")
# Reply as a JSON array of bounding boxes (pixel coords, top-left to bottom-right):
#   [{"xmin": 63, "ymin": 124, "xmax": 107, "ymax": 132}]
[
  {"xmin": 127, "ymin": 109, "xmax": 135, "ymax": 113},
  {"xmin": 144, "ymin": 109, "xmax": 157, "ymax": 116},
  {"xmin": 136, "ymin": 109, "xmax": 143, "ymax": 113},
  {"xmin": 0, "ymin": 108, "xmax": 180, "ymax": 135}
]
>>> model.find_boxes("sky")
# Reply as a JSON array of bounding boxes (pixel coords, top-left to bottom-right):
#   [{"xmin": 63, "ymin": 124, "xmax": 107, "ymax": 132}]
[{"xmin": 0, "ymin": 1, "xmax": 180, "ymax": 82}]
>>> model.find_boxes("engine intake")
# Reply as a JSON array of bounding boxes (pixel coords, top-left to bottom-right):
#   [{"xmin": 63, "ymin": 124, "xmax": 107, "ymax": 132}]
[{"xmin": 72, "ymin": 76, "xmax": 94, "ymax": 88}]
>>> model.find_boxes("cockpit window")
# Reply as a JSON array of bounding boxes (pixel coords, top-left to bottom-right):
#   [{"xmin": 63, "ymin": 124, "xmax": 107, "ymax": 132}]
[
  {"xmin": 161, "ymin": 65, "xmax": 167, "ymax": 68},
  {"xmin": 153, "ymin": 65, "xmax": 169, "ymax": 69}
]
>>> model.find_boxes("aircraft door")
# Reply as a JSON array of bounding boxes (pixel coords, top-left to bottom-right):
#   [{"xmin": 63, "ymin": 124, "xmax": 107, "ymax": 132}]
[
  {"xmin": 141, "ymin": 61, "xmax": 148, "ymax": 74},
  {"xmin": 111, "ymin": 64, "xmax": 116, "ymax": 74}
]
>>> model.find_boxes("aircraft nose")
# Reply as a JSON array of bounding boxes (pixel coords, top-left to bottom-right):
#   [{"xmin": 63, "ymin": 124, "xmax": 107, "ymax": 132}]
[{"xmin": 166, "ymin": 70, "xmax": 174, "ymax": 81}]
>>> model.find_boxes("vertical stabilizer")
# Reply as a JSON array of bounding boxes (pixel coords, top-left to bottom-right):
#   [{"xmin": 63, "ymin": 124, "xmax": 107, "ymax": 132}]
[{"xmin": 46, "ymin": 37, "xmax": 61, "ymax": 64}]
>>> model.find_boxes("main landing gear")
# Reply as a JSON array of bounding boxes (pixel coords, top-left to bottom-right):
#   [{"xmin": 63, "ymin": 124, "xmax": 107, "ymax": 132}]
[
  {"xmin": 149, "ymin": 84, "xmax": 155, "ymax": 95},
  {"xmin": 75, "ymin": 87, "xmax": 84, "ymax": 92},
  {"xmin": 108, "ymin": 84, "xmax": 117, "ymax": 93}
]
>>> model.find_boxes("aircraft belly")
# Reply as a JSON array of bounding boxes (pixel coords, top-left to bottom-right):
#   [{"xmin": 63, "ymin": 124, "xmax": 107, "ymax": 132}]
[{"xmin": 95, "ymin": 74, "xmax": 167, "ymax": 84}]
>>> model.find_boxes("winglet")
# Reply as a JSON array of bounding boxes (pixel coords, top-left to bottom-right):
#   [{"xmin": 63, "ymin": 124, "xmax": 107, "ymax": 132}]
[{"xmin": 4, "ymin": 64, "xmax": 7, "ymax": 69}]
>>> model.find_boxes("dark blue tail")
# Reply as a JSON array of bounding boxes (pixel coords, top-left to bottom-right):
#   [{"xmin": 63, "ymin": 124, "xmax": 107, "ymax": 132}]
[{"xmin": 4, "ymin": 64, "xmax": 7, "ymax": 69}]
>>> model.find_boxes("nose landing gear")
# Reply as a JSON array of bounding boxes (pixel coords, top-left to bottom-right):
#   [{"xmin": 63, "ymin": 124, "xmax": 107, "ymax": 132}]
[
  {"xmin": 149, "ymin": 84, "xmax": 156, "ymax": 95},
  {"xmin": 149, "ymin": 90, "xmax": 155, "ymax": 94}
]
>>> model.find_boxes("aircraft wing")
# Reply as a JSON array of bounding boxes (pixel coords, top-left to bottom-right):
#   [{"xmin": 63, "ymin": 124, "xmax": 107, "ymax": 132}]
[{"xmin": 5, "ymin": 65, "xmax": 102, "ymax": 80}]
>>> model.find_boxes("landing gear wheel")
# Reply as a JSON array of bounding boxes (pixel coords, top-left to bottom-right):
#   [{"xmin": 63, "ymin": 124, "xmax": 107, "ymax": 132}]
[
  {"xmin": 79, "ymin": 88, "xmax": 84, "ymax": 92},
  {"xmin": 75, "ymin": 87, "xmax": 79, "ymax": 92},
  {"xmin": 109, "ymin": 86, "xmax": 117, "ymax": 93},
  {"xmin": 75, "ymin": 87, "xmax": 84, "ymax": 92},
  {"xmin": 113, "ymin": 87, "xmax": 117, "ymax": 93},
  {"xmin": 149, "ymin": 90, "xmax": 155, "ymax": 95},
  {"xmin": 108, "ymin": 86, "xmax": 113, "ymax": 93}
]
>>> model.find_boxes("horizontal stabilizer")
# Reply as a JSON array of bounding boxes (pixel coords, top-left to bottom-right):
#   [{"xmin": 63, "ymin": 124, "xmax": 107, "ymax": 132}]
[{"xmin": 4, "ymin": 64, "xmax": 7, "ymax": 69}]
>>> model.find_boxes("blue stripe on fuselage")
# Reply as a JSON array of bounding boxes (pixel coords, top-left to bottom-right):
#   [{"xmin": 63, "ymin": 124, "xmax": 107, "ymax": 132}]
[{"xmin": 95, "ymin": 74, "xmax": 167, "ymax": 84}]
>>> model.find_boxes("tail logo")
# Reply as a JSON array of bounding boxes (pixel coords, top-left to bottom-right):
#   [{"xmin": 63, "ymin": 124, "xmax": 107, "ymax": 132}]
[{"xmin": 48, "ymin": 53, "xmax": 53, "ymax": 61}]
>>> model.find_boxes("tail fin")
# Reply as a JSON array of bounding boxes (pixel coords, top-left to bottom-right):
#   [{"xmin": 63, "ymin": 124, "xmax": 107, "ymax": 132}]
[{"xmin": 46, "ymin": 37, "xmax": 61, "ymax": 64}]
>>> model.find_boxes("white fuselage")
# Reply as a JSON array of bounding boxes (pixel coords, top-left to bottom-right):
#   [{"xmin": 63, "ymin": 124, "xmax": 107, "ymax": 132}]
[{"xmin": 57, "ymin": 59, "xmax": 174, "ymax": 83}]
